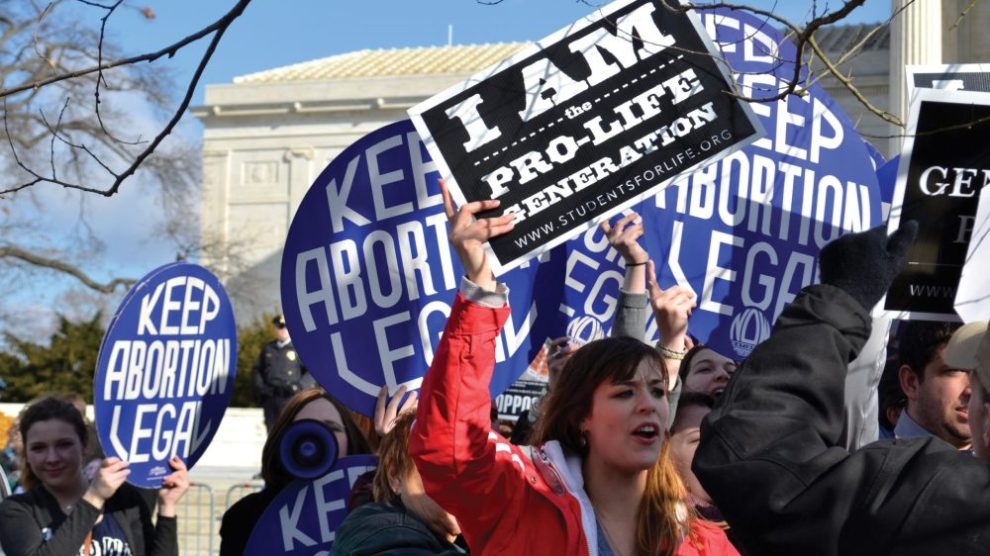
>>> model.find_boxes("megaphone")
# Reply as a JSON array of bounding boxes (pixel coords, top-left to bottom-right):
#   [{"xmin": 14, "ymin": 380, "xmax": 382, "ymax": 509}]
[{"xmin": 279, "ymin": 419, "xmax": 340, "ymax": 480}]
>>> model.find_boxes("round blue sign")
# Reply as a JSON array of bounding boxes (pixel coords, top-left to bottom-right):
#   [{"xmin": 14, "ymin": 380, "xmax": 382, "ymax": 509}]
[
  {"xmin": 636, "ymin": 8, "xmax": 883, "ymax": 359},
  {"xmin": 94, "ymin": 263, "xmax": 237, "ymax": 487},
  {"xmin": 280, "ymin": 120, "xmax": 565, "ymax": 416},
  {"xmin": 244, "ymin": 454, "xmax": 378, "ymax": 555}
]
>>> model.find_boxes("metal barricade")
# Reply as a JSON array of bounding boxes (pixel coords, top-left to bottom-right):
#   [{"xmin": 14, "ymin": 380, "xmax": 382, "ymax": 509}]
[
  {"xmin": 223, "ymin": 480, "xmax": 264, "ymax": 513},
  {"xmin": 176, "ymin": 482, "xmax": 215, "ymax": 556}
]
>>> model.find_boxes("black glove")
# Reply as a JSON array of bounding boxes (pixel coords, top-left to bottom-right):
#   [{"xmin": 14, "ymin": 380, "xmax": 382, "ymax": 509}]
[{"xmin": 819, "ymin": 221, "xmax": 918, "ymax": 311}]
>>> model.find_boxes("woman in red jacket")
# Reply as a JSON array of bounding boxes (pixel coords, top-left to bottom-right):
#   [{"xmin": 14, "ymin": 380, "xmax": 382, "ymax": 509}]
[{"xmin": 410, "ymin": 184, "xmax": 737, "ymax": 556}]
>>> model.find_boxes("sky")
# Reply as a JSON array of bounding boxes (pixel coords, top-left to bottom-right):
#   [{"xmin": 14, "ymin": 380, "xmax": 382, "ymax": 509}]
[{"xmin": 9, "ymin": 0, "xmax": 892, "ymax": 333}]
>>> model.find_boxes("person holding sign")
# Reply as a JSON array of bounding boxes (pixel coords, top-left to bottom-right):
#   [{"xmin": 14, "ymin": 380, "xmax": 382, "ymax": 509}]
[
  {"xmin": 410, "ymin": 184, "xmax": 736, "ymax": 555},
  {"xmin": 219, "ymin": 388, "xmax": 371, "ymax": 556},
  {"xmin": 0, "ymin": 396, "xmax": 188, "ymax": 556}
]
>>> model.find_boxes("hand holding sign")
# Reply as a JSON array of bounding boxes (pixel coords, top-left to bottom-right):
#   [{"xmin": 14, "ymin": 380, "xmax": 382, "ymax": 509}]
[
  {"xmin": 441, "ymin": 180, "xmax": 515, "ymax": 291},
  {"xmin": 157, "ymin": 456, "xmax": 190, "ymax": 517},
  {"xmin": 82, "ymin": 457, "xmax": 130, "ymax": 509},
  {"xmin": 374, "ymin": 385, "xmax": 418, "ymax": 437}
]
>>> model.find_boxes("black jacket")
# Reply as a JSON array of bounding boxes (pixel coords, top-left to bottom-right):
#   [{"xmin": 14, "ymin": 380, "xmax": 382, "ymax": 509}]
[
  {"xmin": 694, "ymin": 285, "xmax": 990, "ymax": 555},
  {"xmin": 330, "ymin": 500, "xmax": 466, "ymax": 555},
  {"xmin": 218, "ymin": 487, "xmax": 278, "ymax": 556},
  {"xmin": 0, "ymin": 483, "xmax": 177, "ymax": 556},
  {"xmin": 252, "ymin": 341, "xmax": 312, "ymax": 398}
]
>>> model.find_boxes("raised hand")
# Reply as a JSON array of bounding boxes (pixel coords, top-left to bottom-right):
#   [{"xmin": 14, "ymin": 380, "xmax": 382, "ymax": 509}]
[
  {"xmin": 819, "ymin": 221, "xmax": 918, "ymax": 310},
  {"xmin": 82, "ymin": 457, "xmax": 130, "ymax": 509},
  {"xmin": 601, "ymin": 212, "xmax": 648, "ymax": 265},
  {"xmin": 157, "ymin": 456, "xmax": 191, "ymax": 517},
  {"xmin": 646, "ymin": 260, "xmax": 696, "ymax": 353},
  {"xmin": 375, "ymin": 385, "xmax": 418, "ymax": 437},
  {"xmin": 441, "ymin": 180, "xmax": 515, "ymax": 291}
]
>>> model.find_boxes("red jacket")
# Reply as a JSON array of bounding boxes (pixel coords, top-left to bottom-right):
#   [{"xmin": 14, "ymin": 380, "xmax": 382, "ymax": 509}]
[{"xmin": 410, "ymin": 293, "xmax": 738, "ymax": 555}]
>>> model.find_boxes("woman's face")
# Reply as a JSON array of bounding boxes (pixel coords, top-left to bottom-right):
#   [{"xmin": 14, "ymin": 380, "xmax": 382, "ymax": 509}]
[
  {"xmin": 669, "ymin": 404, "xmax": 712, "ymax": 505},
  {"xmin": 581, "ymin": 359, "xmax": 669, "ymax": 474},
  {"xmin": 24, "ymin": 419, "xmax": 84, "ymax": 492},
  {"xmin": 294, "ymin": 398, "xmax": 349, "ymax": 457},
  {"xmin": 684, "ymin": 349, "xmax": 736, "ymax": 397}
]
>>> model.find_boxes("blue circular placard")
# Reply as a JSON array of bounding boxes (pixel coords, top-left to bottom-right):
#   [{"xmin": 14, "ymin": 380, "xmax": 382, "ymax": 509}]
[
  {"xmin": 244, "ymin": 454, "xmax": 379, "ymax": 555},
  {"xmin": 635, "ymin": 8, "xmax": 883, "ymax": 359},
  {"xmin": 94, "ymin": 263, "xmax": 237, "ymax": 487},
  {"xmin": 279, "ymin": 120, "xmax": 564, "ymax": 416}
]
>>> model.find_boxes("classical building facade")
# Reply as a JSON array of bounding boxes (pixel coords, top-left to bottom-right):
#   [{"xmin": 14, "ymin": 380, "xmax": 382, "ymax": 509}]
[{"xmin": 194, "ymin": 1, "xmax": 990, "ymax": 320}]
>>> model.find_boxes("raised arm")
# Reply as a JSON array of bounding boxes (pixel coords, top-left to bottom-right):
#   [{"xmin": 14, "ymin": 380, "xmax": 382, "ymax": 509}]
[
  {"xmin": 602, "ymin": 212, "xmax": 650, "ymax": 341},
  {"xmin": 410, "ymin": 183, "xmax": 532, "ymax": 546},
  {"xmin": 693, "ymin": 224, "xmax": 921, "ymax": 555}
]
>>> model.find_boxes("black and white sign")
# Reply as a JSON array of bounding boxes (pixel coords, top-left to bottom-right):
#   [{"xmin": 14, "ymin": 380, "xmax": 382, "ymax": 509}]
[
  {"xmin": 886, "ymin": 88, "xmax": 990, "ymax": 320},
  {"xmin": 409, "ymin": 0, "xmax": 762, "ymax": 273}
]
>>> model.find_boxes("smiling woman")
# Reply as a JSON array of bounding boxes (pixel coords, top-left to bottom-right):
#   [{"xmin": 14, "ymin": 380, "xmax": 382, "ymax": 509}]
[{"xmin": 0, "ymin": 396, "xmax": 188, "ymax": 556}]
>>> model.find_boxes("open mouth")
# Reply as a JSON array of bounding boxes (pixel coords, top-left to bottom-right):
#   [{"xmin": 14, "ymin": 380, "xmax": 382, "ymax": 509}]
[
  {"xmin": 712, "ymin": 387, "xmax": 726, "ymax": 397},
  {"xmin": 632, "ymin": 424, "xmax": 659, "ymax": 439}
]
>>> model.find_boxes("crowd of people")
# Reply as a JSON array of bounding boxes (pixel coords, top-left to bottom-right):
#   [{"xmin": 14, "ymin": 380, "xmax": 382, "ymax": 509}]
[{"xmin": 1, "ymin": 178, "xmax": 987, "ymax": 555}]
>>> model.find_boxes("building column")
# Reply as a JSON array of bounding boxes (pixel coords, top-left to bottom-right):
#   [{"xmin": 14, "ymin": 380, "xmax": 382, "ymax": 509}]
[
  {"xmin": 889, "ymin": 0, "xmax": 943, "ymax": 153},
  {"xmin": 284, "ymin": 147, "xmax": 315, "ymax": 220}
]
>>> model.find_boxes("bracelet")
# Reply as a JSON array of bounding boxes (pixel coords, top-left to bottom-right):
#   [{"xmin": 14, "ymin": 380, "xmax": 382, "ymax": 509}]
[
  {"xmin": 656, "ymin": 343, "xmax": 687, "ymax": 360},
  {"xmin": 625, "ymin": 260, "xmax": 647, "ymax": 267}
]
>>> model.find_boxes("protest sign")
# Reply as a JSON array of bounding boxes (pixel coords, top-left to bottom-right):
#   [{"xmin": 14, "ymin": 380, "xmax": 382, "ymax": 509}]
[
  {"xmin": 243, "ymin": 455, "xmax": 378, "ymax": 556},
  {"xmin": 495, "ymin": 339, "xmax": 550, "ymax": 422},
  {"xmin": 94, "ymin": 263, "xmax": 237, "ymax": 487},
  {"xmin": 280, "ymin": 119, "xmax": 569, "ymax": 417},
  {"xmin": 876, "ymin": 155, "xmax": 900, "ymax": 221},
  {"xmin": 954, "ymin": 184, "xmax": 990, "ymax": 322},
  {"xmin": 409, "ymin": 0, "xmax": 762, "ymax": 274},
  {"xmin": 886, "ymin": 88, "xmax": 990, "ymax": 320},
  {"xmin": 908, "ymin": 64, "xmax": 990, "ymax": 95},
  {"xmin": 640, "ymin": 9, "xmax": 882, "ymax": 359}
]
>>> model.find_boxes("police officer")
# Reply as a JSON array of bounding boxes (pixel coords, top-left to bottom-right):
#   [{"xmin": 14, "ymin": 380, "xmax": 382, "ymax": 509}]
[{"xmin": 253, "ymin": 314, "xmax": 313, "ymax": 432}]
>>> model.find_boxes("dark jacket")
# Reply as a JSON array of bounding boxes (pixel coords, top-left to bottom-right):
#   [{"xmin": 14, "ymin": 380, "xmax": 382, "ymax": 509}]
[
  {"xmin": 252, "ymin": 341, "xmax": 311, "ymax": 398},
  {"xmin": 0, "ymin": 482, "xmax": 177, "ymax": 556},
  {"xmin": 218, "ymin": 487, "xmax": 278, "ymax": 556},
  {"xmin": 330, "ymin": 500, "xmax": 466, "ymax": 556},
  {"xmin": 695, "ymin": 284, "xmax": 990, "ymax": 555}
]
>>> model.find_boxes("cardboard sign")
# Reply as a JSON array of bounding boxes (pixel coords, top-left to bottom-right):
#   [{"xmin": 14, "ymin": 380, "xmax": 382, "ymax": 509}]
[
  {"xmin": 94, "ymin": 263, "xmax": 237, "ymax": 487},
  {"xmin": 635, "ymin": 9, "xmax": 881, "ymax": 359},
  {"xmin": 243, "ymin": 455, "xmax": 378, "ymax": 555},
  {"xmin": 409, "ymin": 0, "xmax": 761, "ymax": 274},
  {"xmin": 886, "ymin": 88, "xmax": 990, "ymax": 320},
  {"xmin": 280, "ymin": 120, "xmax": 573, "ymax": 417}
]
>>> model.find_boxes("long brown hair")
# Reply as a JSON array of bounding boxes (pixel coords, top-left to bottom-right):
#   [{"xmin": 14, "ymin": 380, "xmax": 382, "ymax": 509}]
[
  {"xmin": 371, "ymin": 412, "xmax": 415, "ymax": 503},
  {"xmin": 260, "ymin": 388, "xmax": 371, "ymax": 491},
  {"xmin": 531, "ymin": 336, "xmax": 695, "ymax": 556}
]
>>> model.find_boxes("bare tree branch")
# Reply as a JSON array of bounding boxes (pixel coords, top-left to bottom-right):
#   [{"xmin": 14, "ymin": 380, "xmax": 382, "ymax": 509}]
[{"xmin": 0, "ymin": 245, "xmax": 133, "ymax": 293}]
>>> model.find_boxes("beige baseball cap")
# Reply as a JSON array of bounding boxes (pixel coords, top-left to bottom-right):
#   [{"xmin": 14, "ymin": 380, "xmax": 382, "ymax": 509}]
[{"xmin": 944, "ymin": 321, "xmax": 990, "ymax": 387}]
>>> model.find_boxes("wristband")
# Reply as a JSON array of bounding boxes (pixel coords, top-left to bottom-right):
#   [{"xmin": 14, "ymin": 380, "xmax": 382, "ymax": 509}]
[
  {"xmin": 656, "ymin": 343, "xmax": 687, "ymax": 360},
  {"xmin": 625, "ymin": 260, "xmax": 647, "ymax": 267}
]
